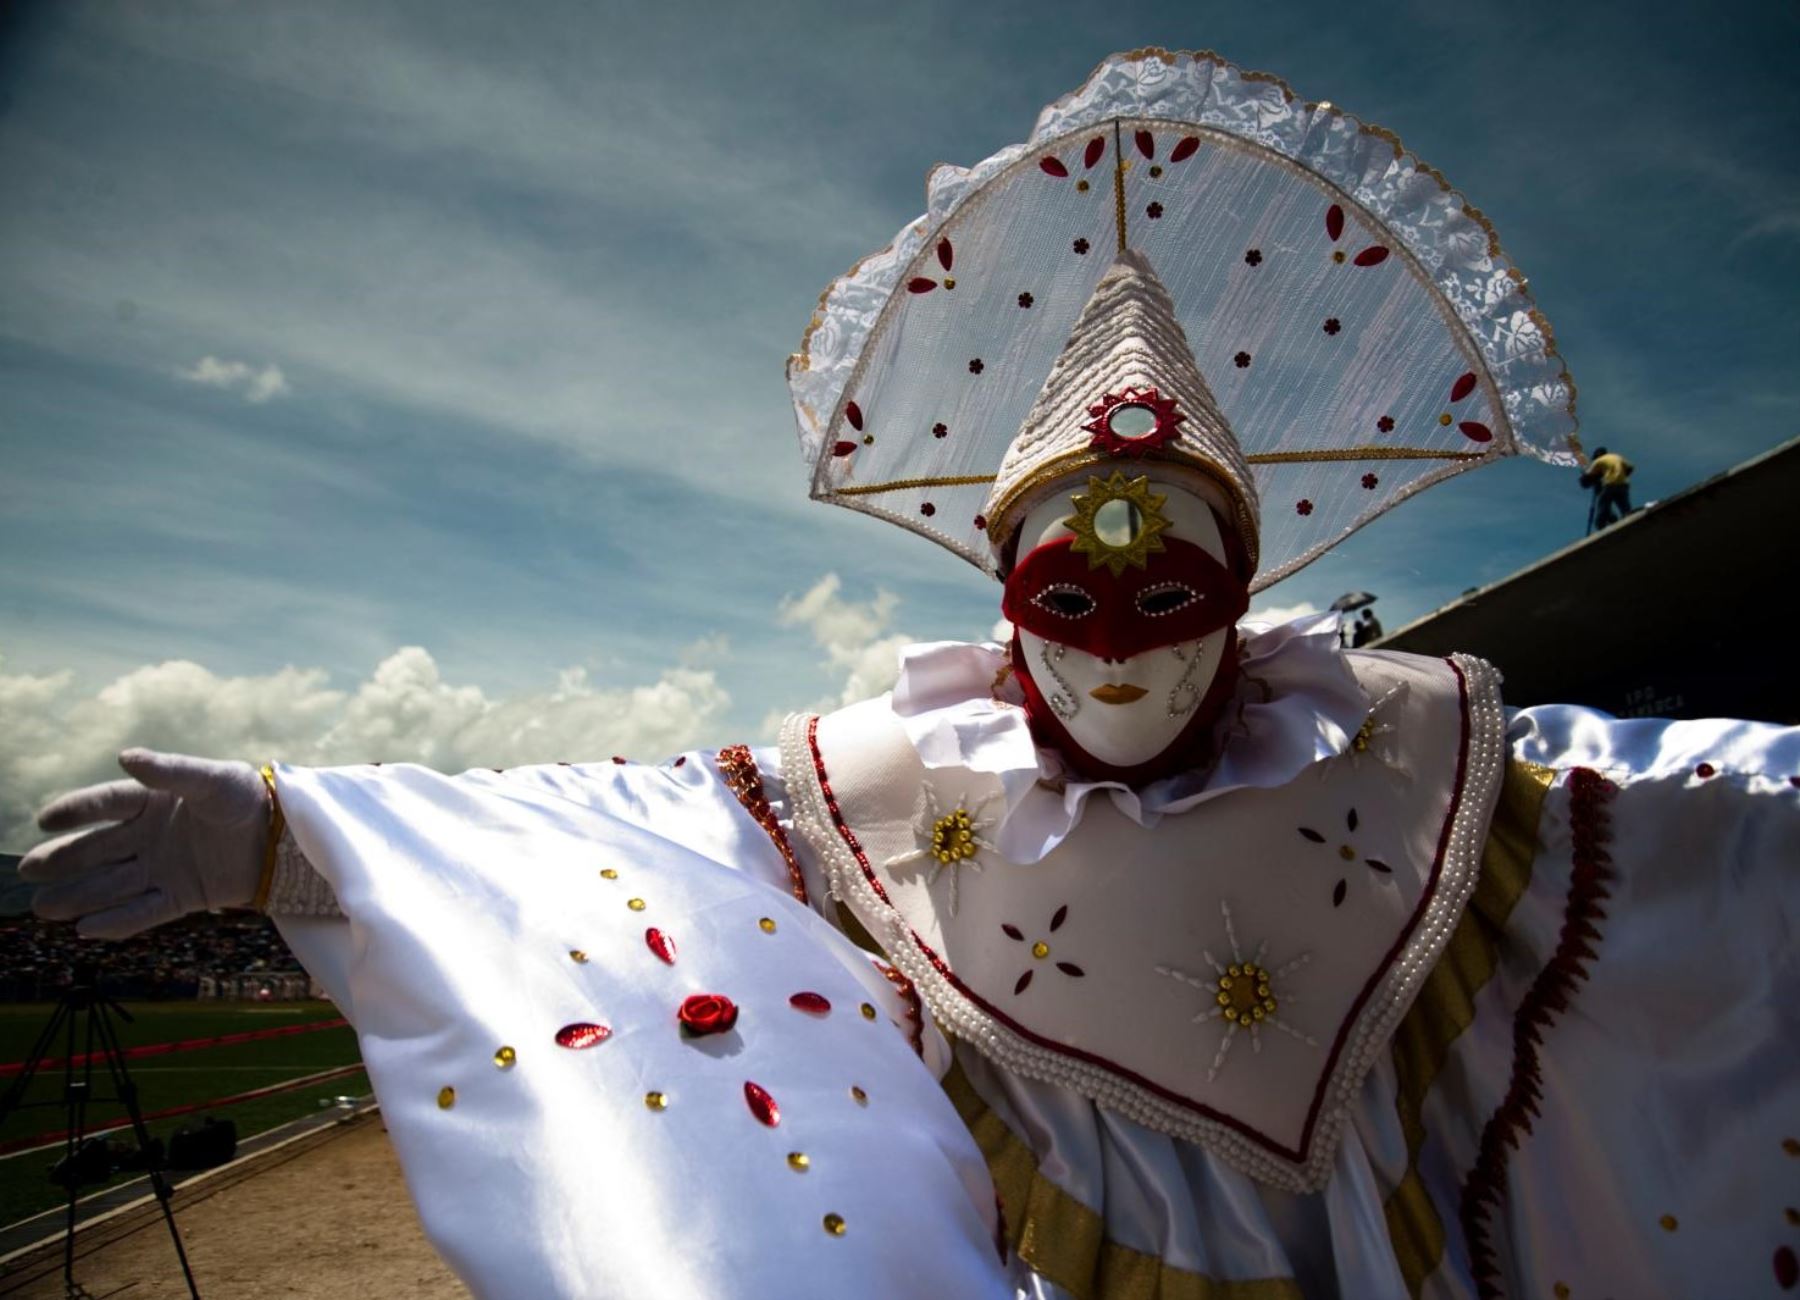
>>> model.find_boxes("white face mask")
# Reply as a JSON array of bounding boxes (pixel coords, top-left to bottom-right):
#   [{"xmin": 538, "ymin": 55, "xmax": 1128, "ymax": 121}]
[{"xmin": 1012, "ymin": 478, "xmax": 1235, "ymax": 773}]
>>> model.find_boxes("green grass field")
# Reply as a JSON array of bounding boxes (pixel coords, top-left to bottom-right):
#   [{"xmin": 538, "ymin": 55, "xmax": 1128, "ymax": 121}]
[{"xmin": 0, "ymin": 1001, "xmax": 366, "ymax": 1229}]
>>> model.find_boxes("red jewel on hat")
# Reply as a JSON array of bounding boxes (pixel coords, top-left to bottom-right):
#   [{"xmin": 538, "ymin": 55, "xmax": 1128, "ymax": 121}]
[
  {"xmin": 744, "ymin": 1080, "xmax": 780, "ymax": 1127},
  {"xmin": 789, "ymin": 992, "xmax": 832, "ymax": 1015}
]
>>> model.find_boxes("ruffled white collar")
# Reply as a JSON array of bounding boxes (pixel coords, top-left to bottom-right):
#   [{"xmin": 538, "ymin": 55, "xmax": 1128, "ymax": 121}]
[{"xmin": 889, "ymin": 614, "xmax": 1370, "ymax": 864}]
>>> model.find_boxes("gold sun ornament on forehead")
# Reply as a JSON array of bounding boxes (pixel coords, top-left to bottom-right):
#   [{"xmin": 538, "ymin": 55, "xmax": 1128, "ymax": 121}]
[{"xmin": 1063, "ymin": 471, "xmax": 1171, "ymax": 576}]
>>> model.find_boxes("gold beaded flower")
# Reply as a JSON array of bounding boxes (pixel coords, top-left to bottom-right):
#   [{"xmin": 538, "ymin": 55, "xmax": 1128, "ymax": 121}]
[
  {"xmin": 884, "ymin": 785, "xmax": 999, "ymax": 915},
  {"xmin": 1157, "ymin": 899, "xmax": 1317, "ymax": 1082}
]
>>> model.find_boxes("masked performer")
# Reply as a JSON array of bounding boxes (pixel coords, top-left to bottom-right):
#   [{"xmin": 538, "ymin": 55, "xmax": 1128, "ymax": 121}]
[{"xmin": 23, "ymin": 50, "xmax": 1798, "ymax": 1300}]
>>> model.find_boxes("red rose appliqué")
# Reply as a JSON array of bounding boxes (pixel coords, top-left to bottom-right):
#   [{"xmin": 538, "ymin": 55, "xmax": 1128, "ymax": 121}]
[{"xmin": 678, "ymin": 993, "xmax": 739, "ymax": 1037}]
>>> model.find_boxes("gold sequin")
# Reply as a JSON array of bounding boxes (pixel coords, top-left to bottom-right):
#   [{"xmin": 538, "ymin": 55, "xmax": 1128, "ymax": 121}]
[
  {"xmin": 1338, "ymin": 844, "xmax": 1356, "ymax": 860},
  {"xmin": 436, "ymin": 1086, "xmax": 456, "ymax": 1109},
  {"xmin": 787, "ymin": 1152, "xmax": 811, "ymax": 1172},
  {"xmin": 850, "ymin": 1085, "xmax": 868, "ymax": 1105},
  {"xmin": 1658, "ymin": 1214, "xmax": 1678, "ymax": 1231},
  {"xmin": 644, "ymin": 1091, "xmax": 668, "ymax": 1111},
  {"xmin": 492, "ymin": 1046, "xmax": 517, "ymax": 1069},
  {"xmin": 569, "ymin": 950, "xmax": 589, "ymax": 963},
  {"xmin": 628, "ymin": 898, "xmax": 647, "ymax": 912},
  {"xmin": 860, "ymin": 1003, "xmax": 876, "ymax": 1020},
  {"xmin": 759, "ymin": 917, "xmax": 777, "ymax": 933},
  {"xmin": 1438, "ymin": 412, "xmax": 1453, "ymax": 426},
  {"xmin": 823, "ymin": 1212, "xmax": 846, "ymax": 1236},
  {"xmin": 600, "ymin": 868, "xmax": 619, "ymax": 880},
  {"xmin": 1332, "ymin": 250, "xmax": 1347, "ymax": 264},
  {"xmin": 1076, "ymin": 180, "xmax": 1090, "ymax": 193},
  {"xmin": 942, "ymin": 277, "xmax": 955, "ymax": 290}
]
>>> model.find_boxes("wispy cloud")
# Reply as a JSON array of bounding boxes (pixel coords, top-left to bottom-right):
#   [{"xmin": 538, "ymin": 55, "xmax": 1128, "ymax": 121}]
[{"xmin": 174, "ymin": 356, "xmax": 290, "ymax": 403}]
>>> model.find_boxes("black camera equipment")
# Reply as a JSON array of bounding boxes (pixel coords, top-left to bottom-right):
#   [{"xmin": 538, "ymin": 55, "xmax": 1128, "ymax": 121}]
[{"xmin": 0, "ymin": 959, "xmax": 201, "ymax": 1297}]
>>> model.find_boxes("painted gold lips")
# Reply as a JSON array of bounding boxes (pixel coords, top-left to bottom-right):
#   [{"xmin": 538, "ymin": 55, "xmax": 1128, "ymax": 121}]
[{"xmin": 1089, "ymin": 683, "xmax": 1147, "ymax": 705}]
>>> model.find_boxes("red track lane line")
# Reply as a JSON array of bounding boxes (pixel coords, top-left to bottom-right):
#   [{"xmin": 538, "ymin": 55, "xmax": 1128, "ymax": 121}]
[
  {"xmin": 0, "ymin": 1017, "xmax": 349, "ymax": 1078},
  {"xmin": 0, "ymin": 1061, "xmax": 368, "ymax": 1156}
]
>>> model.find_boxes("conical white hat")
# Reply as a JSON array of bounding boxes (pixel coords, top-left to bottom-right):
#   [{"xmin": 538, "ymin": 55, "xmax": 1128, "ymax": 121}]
[{"xmin": 982, "ymin": 248, "xmax": 1259, "ymax": 570}]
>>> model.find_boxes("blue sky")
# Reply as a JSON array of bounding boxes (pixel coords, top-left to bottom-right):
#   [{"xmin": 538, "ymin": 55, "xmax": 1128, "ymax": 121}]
[{"xmin": 1, "ymin": 0, "xmax": 1797, "ymax": 842}]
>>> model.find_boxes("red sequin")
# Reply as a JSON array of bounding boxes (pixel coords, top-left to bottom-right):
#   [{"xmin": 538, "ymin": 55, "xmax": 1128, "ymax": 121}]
[
  {"xmin": 646, "ymin": 927, "xmax": 676, "ymax": 965},
  {"xmin": 1169, "ymin": 136, "xmax": 1199, "ymax": 163},
  {"xmin": 611, "ymin": 756, "xmax": 626, "ymax": 764},
  {"xmin": 1459, "ymin": 421, "xmax": 1494, "ymax": 443},
  {"xmin": 973, "ymin": 514, "xmax": 987, "ymax": 531},
  {"xmin": 1326, "ymin": 204, "xmax": 1345, "ymax": 241},
  {"xmin": 1013, "ymin": 971, "xmax": 1033, "ymax": 995},
  {"xmin": 1451, "ymin": 372, "xmax": 1478, "ymax": 403},
  {"xmin": 936, "ymin": 238, "xmax": 954, "ymax": 271},
  {"xmin": 1695, "ymin": 763, "xmax": 1716, "ymax": 778},
  {"xmin": 555, "ymin": 1022, "xmax": 612, "ymax": 1050},
  {"xmin": 1234, "ymin": 351, "xmax": 1251, "ymax": 368},
  {"xmin": 932, "ymin": 422, "xmax": 948, "ymax": 438},
  {"xmin": 744, "ymin": 1080, "xmax": 780, "ymax": 1127},
  {"xmin": 789, "ymin": 992, "xmax": 831, "ymax": 1015},
  {"xmin": 1775, "ymin": 1245, "xmax": 1797, "ymax": 1290},
  {"xmin": 920, "ymin": 501, "xmax": 936, "ymax": 516},
  {"xmin": 1296, "ymin": 499, "xmax": 1314, "ymax": 516},
  {"xmin": 1039, "ymin": 156, "xmax": 1069, "ymax": 178},
  {"xmin": 1353, "ymin": 246, "xmax": 1390, "ymax": 267},
  {"xmin": 1083, "ymin": 136, "xmax": 1105, "ymax": 169},
  {"xmin": 845, "ymin": 401, "xmax": 864, "ymax": 431},
  {"xmin": 906, "ymin": 277, "xmax": 938, "ymax": 294},
  {"xmin": 832, "ymin": 441, "xmax": 856, "ymax": 457},
  {"xmin": 1362, "ymin": 473, "xmax": 1379, "ymax": 490},
  {"xmin": 1134, "ymin": 129, "xmax": 1155, "ymax": 159},
  {"xmin": 1377, "ymin": 416, "xmax": 1395, "ymax": 432}
]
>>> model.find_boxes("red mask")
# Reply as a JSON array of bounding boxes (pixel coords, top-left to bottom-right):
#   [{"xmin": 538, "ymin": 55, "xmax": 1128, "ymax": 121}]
[{"xmin": 1001, "ymin": 535, "xmax": 1249, "ymax": 661}]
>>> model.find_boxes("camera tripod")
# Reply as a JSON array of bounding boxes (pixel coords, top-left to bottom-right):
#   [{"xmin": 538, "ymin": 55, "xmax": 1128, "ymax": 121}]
[{"xmin": 0, "ymin": 961, "xmax": 200, "ymax": 1298}]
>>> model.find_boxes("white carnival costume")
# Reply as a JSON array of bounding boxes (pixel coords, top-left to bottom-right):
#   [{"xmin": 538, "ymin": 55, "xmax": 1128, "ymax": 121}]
[{"xmin": 27, "ymin": 50, "xmax": 1800, "ymax": 1300}]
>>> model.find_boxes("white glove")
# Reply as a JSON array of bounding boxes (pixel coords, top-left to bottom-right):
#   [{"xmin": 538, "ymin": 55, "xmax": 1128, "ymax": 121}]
[{"xmin": 22, "ymin": 749, "xmax": 270, "ymax": 940}]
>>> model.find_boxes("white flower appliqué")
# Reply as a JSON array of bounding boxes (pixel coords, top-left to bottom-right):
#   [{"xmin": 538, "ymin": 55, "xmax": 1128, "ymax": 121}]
[
  {"xmin": 883, "ymin": 786, "xmax": 1000, "ymax": 915},
  {"xmin": 1157, "ymin": 899, "xmax": 1318, "ymax": 1082}
]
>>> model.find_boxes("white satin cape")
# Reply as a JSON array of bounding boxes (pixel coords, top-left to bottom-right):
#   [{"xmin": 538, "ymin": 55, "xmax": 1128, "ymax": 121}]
[{"xmin": 273, "ymin": 623, "xmax": 1800, "ymax": 1300}]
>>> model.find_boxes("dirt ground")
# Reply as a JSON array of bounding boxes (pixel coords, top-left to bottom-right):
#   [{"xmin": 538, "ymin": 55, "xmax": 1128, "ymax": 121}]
[{"xmin": 1, "ymin": 1115, "xmax": 467, "ymax": 1298}]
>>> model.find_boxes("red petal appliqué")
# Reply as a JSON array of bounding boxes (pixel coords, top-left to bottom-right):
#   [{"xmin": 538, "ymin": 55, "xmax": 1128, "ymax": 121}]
[
  {"xmin": 1083, "ymin": 136, "xmax": 1105, "ymax": 169},
  {"xmin": 1459, "ymin": 421, "xmax": 1494, "ymax": 443},
  {"xmin": 1039, "ymin": 156, "xmax": 1069, "ymax": 178},
  {"xmin": 1353, "ymin": 246, "xmax": 1390, "ymax": 267},
  {"xmin": 1326, "ymin": 204, "xmax": 1345, "ymax": 242},
  {"xmin": 831, "ymin": 441, "xmax": 856, "ymax": 458},
  {"xmin": 1001, "ymin": 923, "xmax": 1024, "ymax": 941},
  {"xmin": 1169, "ymin": 136, "xmax": 1200, "ymax": 163},
  {"xmin": 555, "ymin": 1022, "xmax": 612, "ymax": 1050},
  {"xmin": 936, "ymin": 238, "xmax": 953, "ymax": 271},
  {"xmin": 744, "ymin": 1080, "xmax": 780, "ymax": 1127},
  {"xmin": 789, "ymin": 992, "xmax": 831, "ymax": 1015},
  {"xmin": 844, "ymin": 401, "xmax": 864, "ymax": 431},
  {"xmin": 1450, "ymin": 372, "xmax": 1478, "ymax": 402},
  {"xmin": 906, "ymin": 277, "xmax": 938, "ymax": 294},
  {"xmin": 1134, "ymin": 130, "xmax": 1155, "ymax": 159},
  {"xmin": 1013, "ymin": 971, "xmax": 1033, "ymax": 995},
  {"xmin": 1049, "ymin": 905, "xmax": 1068, "ymax": 932},
  {"xmin": 1056, "ymin": 963, "xmax": 1085, "ymax": 978},
  {"xmin": 645, "ymin": 927, "xmax": 676, "ymax": 965}
]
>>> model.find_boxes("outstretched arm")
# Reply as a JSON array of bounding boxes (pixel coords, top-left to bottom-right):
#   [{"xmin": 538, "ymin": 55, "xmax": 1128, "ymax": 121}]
[{"xmin": 22, "ymin": 749, "xmax": 270, "ymax": 938}]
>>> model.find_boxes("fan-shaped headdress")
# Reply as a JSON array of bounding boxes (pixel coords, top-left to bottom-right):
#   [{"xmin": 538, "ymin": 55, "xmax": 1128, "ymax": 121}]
[{"xmin": 787, "ymin": 49, "xmax": 1578, "ymax": 591}]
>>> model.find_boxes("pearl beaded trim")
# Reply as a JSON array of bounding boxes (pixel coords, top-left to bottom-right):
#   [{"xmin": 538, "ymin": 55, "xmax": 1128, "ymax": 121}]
[
  {"xmin": 781, "ymin": 652, "xmax": 1507, "ymax": 1192},
  {"xmin": 263, "ymin": 828, "xmax": 344, "ymax": 918}
]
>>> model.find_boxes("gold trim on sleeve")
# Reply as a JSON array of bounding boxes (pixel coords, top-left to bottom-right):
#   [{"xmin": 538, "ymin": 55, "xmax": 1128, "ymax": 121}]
[
  {"xmin": 1382, "ymin": 758, "xmax": 1555, "ymax": 1297},
  {"xmin": 829, "ymin": 474, "xmax": 999, "ymax": 497},
  {"xmin": 942, "ymin": 1063, "xmax": 1303, "ymax": 1300}
]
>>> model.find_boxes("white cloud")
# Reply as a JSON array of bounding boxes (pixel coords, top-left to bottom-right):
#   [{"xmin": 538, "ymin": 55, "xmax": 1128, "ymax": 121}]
[
  {"xmin": 0, "ymin": 648, "xmax": 728, "ymax": 850},
  {"xmin": 776, "ymin": 573, "xmax": 914, "ymax": 711},
  {"xmin": 174, "ymin": 356, "xmax": 291, "ymax": 403}
]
